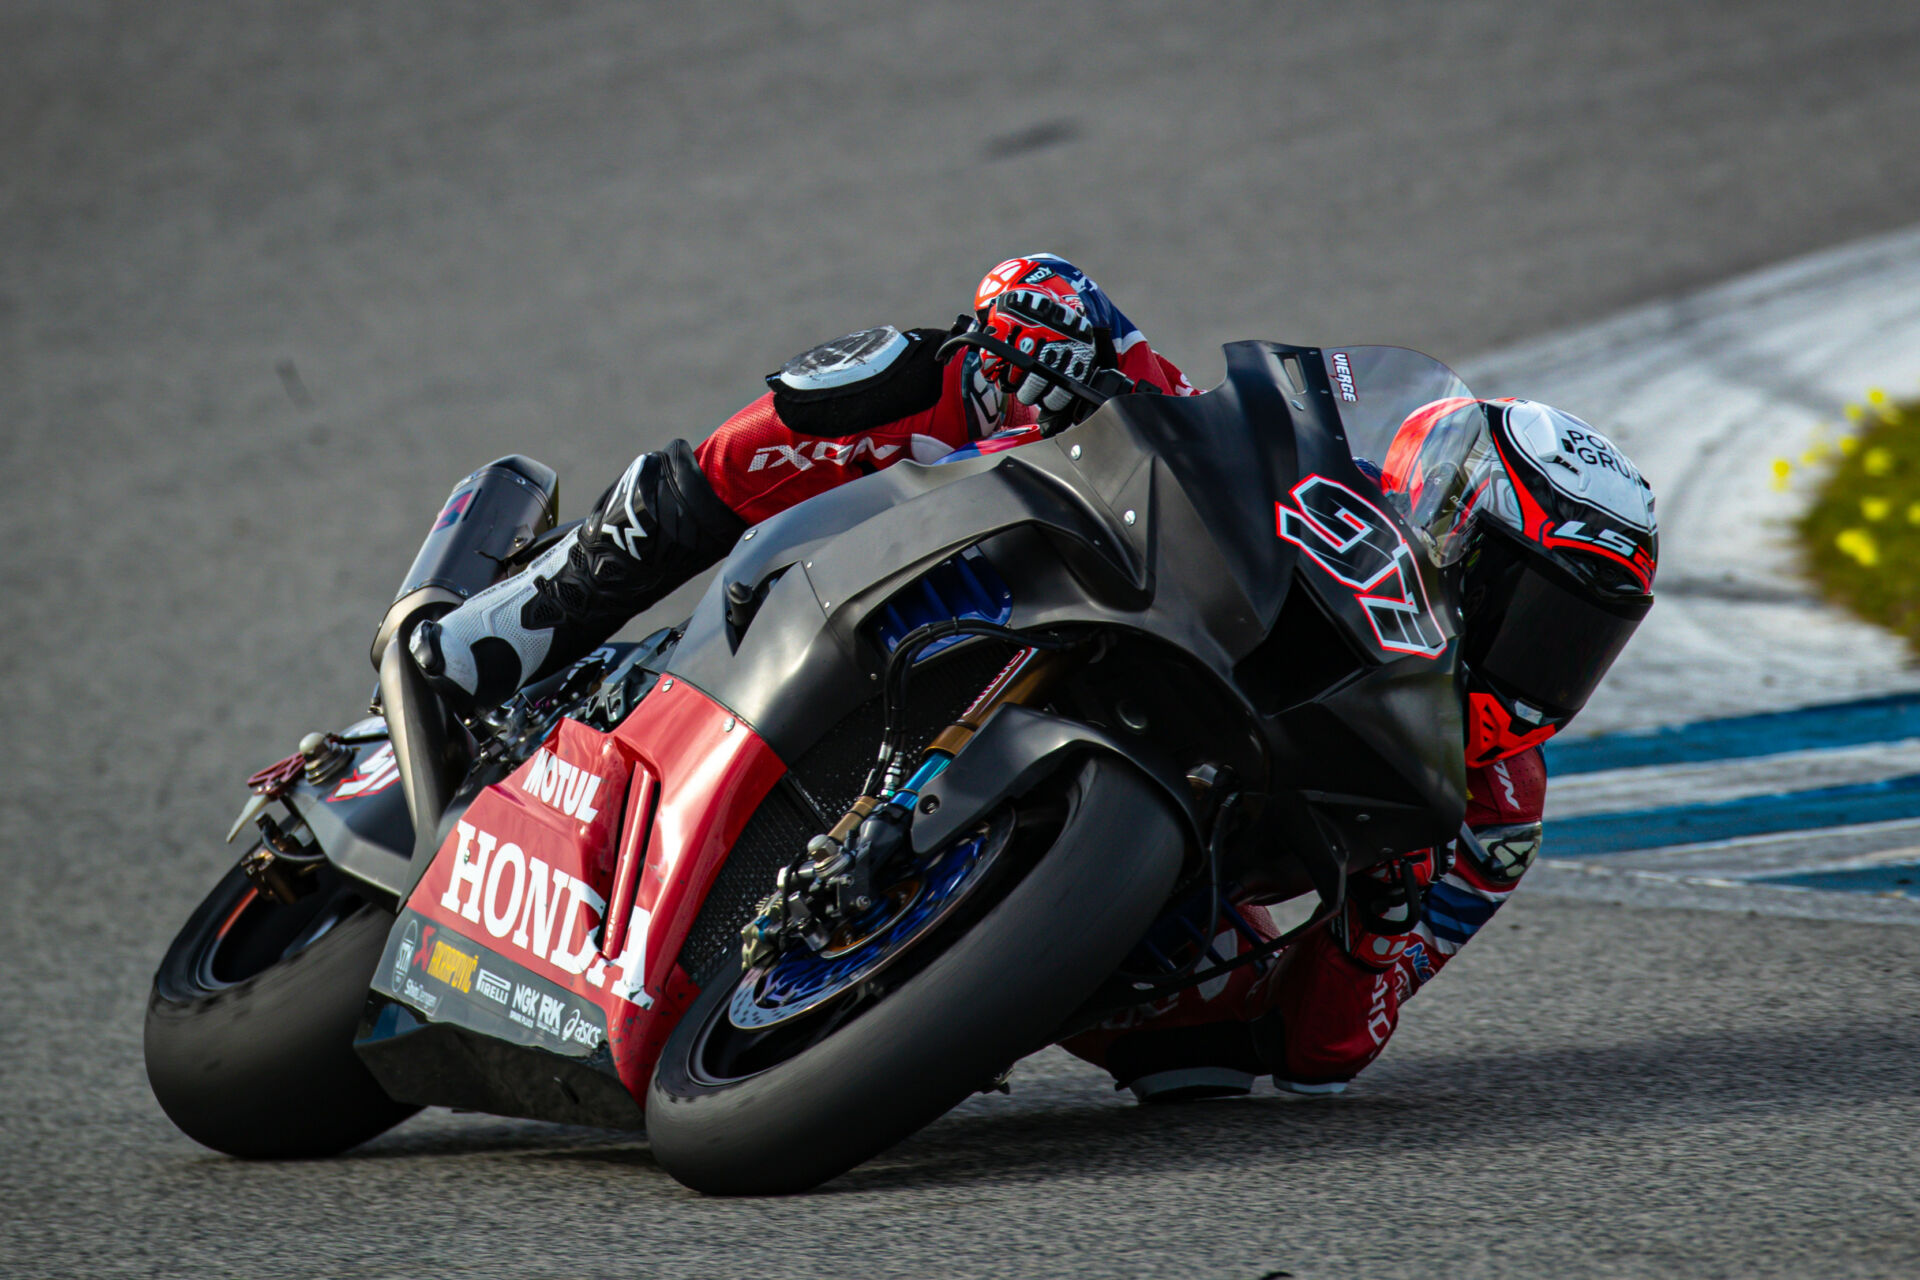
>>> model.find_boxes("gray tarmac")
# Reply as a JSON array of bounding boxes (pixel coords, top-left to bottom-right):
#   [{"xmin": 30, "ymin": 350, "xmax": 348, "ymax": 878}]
[{"xmin": 5, "ymin": 4, "xmax": 1920, "ymax": 1276}]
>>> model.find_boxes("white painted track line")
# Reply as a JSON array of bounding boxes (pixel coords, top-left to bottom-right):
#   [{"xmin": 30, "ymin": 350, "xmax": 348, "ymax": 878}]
[
  {"xmin": 1545, "ymin": 738, "xmax": 1920, "ymax": 818},
  {"xmin": 1534, "ymin": 860, "xmax": 1920, "ymax": 926},
  {"xmin": 1582, "ymin": 815, "xmax": 1920, "ymax": 876}
]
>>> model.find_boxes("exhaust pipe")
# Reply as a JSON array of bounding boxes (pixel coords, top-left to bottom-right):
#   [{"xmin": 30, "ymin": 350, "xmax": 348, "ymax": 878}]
[
  {"xmin": 377, "ymin": 638, "xmax": 473, "ymax": 862},
  {"xmin": 369, "ymin": 455, "xmax": 559, "ymax": 858}
]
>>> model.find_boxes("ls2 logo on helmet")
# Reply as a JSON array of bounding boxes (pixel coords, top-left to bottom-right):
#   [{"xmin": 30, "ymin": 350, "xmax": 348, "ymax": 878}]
[
  {"xmin": 1549, "ymin": 519, "xmax": 1642, "ymax": 560},
  {"xmin": 1275, "ymin": 475, "xmax": 1447, "ymax": 659}
]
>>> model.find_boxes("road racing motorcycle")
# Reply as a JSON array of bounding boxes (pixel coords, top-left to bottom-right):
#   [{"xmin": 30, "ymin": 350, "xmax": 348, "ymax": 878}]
[{"xmin": 146, "ymin": 336, "xmax": 1484, "ymax": 1194}]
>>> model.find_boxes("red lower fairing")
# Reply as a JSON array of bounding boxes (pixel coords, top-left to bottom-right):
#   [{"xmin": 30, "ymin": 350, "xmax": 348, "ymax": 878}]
[{"xmin": 402, "ymin": 678, "xmax": 786, "ymax": 1102}]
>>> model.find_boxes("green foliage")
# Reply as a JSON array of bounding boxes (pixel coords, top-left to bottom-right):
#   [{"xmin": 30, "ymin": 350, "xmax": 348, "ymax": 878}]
[{"xmin": 1798, "ymin": 397, "xmax": 1920, "ymax": 650}]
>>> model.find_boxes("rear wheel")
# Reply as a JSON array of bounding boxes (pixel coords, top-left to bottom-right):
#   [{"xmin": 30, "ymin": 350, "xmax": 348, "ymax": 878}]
[
  {"xmin": 144, "ymin": 858, "xmax": 418, "ymax": 1158},
  {"xmin": 646, "ymin": 755, "xmax": 1185, "ymax": 1194}
]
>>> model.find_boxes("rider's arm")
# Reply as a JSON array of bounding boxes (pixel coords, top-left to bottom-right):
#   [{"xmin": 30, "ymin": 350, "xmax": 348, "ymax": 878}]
[
  {"xmin": 692, "ymin": 325, "xmax": 1192, "ymax": 528},
  {"xmin": 692, "ymin": 329, "xmax": 969, "ymax": 526},
  {"xmin": 1114, "ymin": 338, "xmax": 1197, "ymax": 399},
  {"xmin": 1395, "ymin": 746, "xmax": 1547, "ymax": 1006}
]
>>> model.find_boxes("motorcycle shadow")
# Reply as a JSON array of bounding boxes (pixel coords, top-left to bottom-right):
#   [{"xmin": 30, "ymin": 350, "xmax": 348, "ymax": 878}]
[
  {"xmin": 344, "ymin": 1117, "xmax": 654, "ymax": 1167},
  {"xmin": 336, "ymin": 1017, "xmax": 1913, "ymax": 1192},
  {"xmin": 816, "ymin": 1017, "xmax": 1917, "ymax": 1195}
]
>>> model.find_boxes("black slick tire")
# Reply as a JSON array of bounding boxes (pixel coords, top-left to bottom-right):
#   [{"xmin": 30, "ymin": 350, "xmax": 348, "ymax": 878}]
[
  {"xmin": 144, "ymin": 867, "xmax": 418, "ymax": 1158},
  {"xmin": 645, "ymin": 755, "xmax": 1184, "ymax": 1194}
]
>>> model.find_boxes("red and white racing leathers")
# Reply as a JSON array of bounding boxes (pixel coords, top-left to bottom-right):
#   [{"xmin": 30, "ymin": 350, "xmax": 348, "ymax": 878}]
[
  {"xmin": 1260, "ymin": 747, "xmax": 1546, "ymax": 1086},
  {"xmin": 1053, "ymin": 750, "xmax": 1546, "ymax": 1089},
  {"xmin": 692, "ymin": 321, "xmax": 1192, "ymax": 524}
]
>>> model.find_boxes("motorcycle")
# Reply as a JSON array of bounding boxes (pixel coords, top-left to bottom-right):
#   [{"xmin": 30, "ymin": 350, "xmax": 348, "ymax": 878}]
[{"xmin": 145, "ymin": 333, "xmax": 1476, "ymax": 1194}]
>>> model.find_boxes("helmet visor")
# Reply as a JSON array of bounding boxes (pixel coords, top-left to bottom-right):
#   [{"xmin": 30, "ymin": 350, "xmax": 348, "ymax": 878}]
[
  {"xmin": 1319, "ymin": 346, "xmax": 1504, "ymax": 569},
  {"xmin": 1462, "ymin": 525, "xmax": 1653, "ymax": 719},
  {"xmin": 1381, "ymin": 400, "xmax": 1509, "ymax": 567}
]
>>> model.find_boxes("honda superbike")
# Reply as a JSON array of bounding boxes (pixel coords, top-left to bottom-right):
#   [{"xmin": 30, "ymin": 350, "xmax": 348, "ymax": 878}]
[{"xmin": 146, "ymin": 337, "xmax": 1475, "ymax": 1194}]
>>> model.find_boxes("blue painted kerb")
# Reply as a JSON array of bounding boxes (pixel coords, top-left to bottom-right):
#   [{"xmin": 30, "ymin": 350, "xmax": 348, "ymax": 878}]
[{"xmin": 1545, "ymin": 692, "xmax": 1920, "ymax": 776}]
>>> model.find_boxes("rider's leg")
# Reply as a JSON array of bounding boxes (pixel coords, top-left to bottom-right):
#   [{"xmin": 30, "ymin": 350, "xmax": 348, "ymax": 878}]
[
  {"xmin": 1251, "ymin": 750, "xmax": 1547, "ymax": 1093},
  {"xmin": 411, "ymin": 329, "xmax": 973, "ymax": 712},
  {"xmin": 411, "ymin": 438, "xmax": 744, "ymax": 709},
  {"xmin": 1058, "ymin": 903, "xmax": 1279, "ymax": 1104},
  {"xmin": 1250, "ymin": 848, "xmax": 1439, "ymax": 1095}
]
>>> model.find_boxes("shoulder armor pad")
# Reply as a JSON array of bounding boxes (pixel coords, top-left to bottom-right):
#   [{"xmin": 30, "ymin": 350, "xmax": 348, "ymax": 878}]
[{"xmin": 773, "ymin": 326, "xmax": 910, "ymax": 391}]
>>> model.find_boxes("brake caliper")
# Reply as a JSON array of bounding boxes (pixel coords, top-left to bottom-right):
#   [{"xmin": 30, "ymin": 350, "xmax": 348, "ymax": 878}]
[{"xmin": 741, "ymin": 798, "xmax": 916, "ymax": 969}]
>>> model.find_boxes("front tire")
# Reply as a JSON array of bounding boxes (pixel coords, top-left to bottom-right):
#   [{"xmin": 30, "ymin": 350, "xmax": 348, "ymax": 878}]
[
  {"xmin": 646, "ymin": 755, "xmax": 1185, "ymax": 1194},
  {"xmin": 144, "ymin": 862, "xmax": 418, "ymax": 1158}
]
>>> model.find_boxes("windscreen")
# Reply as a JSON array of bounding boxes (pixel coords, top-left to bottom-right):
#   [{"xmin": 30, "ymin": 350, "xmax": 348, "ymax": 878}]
[
  {"xmin": 1320, "ymin": 346, "xmax": 1491, "ymax": 564},
  {"xmin": 1321, "ymin": 346, "xmax": 1476, "ymax": 466}
]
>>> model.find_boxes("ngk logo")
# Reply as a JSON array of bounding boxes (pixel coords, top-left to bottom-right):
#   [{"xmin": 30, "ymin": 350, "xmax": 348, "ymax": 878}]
[
  {"xmin": 747, "ymin": 437, "xmax": 901, "ymax": 473},
  {"xmin": 519, "ymin": 748, "xmax": 603, "ymax": 822}
]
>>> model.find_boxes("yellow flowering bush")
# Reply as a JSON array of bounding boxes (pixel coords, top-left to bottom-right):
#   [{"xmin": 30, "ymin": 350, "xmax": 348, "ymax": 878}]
[{"xmin": 1795, "ymin": 389, "xmax": 1920, "ymax": 649}]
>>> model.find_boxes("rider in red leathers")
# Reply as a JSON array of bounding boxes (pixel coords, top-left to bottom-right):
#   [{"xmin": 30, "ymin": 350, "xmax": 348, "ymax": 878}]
[
  {"xmin": 1070, "ymin": 744, "xmax": 1549, "ymax": 1101},
  {"xmin": 1262, "ymin": 747, "xmax": 1549, "ymax": 1093},
  {"xmin": 410, "ymin": 255, "xmax": 1657, "ymax": 1104},
  {"xmin": 1079, "ymin": 394, "xmax": 1656, "ymax": 1100},
  {"xmin": 409, "ymin": 255, "xmax": 1191, "ymax": 709}
]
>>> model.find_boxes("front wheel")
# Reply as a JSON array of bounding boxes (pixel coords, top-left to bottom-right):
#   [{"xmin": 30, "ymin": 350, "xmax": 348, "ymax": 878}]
[
  {"xmin": 144, "ymin": 860, "xmax": 418, "ymax": 1158},
  {"xmin": 646, "ymin": 755, "xmax": 1186, "ymax": 1194}
]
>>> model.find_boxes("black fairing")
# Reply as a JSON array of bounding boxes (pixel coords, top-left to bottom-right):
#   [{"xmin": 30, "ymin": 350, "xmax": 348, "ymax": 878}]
[{"xmin": 665, "ymin": 342, "xmax": 1467, "ymax": 889}]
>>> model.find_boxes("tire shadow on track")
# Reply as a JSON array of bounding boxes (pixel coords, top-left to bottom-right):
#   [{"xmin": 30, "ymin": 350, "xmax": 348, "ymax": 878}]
[
  {"xmin": 308, "ymin": 1018, "xmax": 1912, "ymax": 1195},
  {"xmin": 327, "ymin": 1118, "xmax": 652, "ymax": 1165},
  {"xmin": 817, "ymin": 1019, "xmax": 1914, "ymax": 1195}
]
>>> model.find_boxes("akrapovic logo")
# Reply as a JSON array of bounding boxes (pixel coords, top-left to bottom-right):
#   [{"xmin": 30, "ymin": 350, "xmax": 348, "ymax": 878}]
[{"xmin": 425, "ymin": 939, "xmax": 478, "ymax": 993}]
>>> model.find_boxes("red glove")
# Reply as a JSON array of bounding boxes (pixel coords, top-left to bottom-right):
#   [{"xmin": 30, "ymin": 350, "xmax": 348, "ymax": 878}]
[{"xmin": 973, "ymin": 264, "xmax": 1108, "ymax": 415}]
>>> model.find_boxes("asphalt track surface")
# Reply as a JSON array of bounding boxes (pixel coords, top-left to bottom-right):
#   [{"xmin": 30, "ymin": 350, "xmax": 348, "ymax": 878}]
[{"xmin": 7, "ymin": 5, "xmax": 1920, "ymax": 1277}]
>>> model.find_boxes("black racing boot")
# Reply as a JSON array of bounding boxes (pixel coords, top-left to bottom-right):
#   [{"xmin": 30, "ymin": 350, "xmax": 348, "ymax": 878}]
[
  {"xmin": 410, "ymin": 439, "xmax": 744, "ymax": 711},
  {"xmin": 1105, "ymin": 1021, "xmax": 1266, "ymax": 1104}
]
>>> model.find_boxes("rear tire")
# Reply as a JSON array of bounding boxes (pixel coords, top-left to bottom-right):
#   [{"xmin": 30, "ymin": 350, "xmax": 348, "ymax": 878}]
[
  {"xmin": 144, "ymin": 863, "xmax": 418, "ymax": 1158},
  {"xmin": 646, "ymin": 755, "xmax": 1185, "ymax": 1194}
]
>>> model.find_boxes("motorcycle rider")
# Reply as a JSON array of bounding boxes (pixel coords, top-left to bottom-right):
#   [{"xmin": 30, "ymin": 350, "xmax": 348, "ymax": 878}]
[
  {"xmin": 409, "ymin": 254, "xmax": 1192, "ymax": 709},
  {"xmin": 409, "ymin": 254, "xmax": 1657, "ymax": 1103},
  {"xmin": 1086, "ymin": 394, "xmax": 1658, "ymax": 1100}
]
